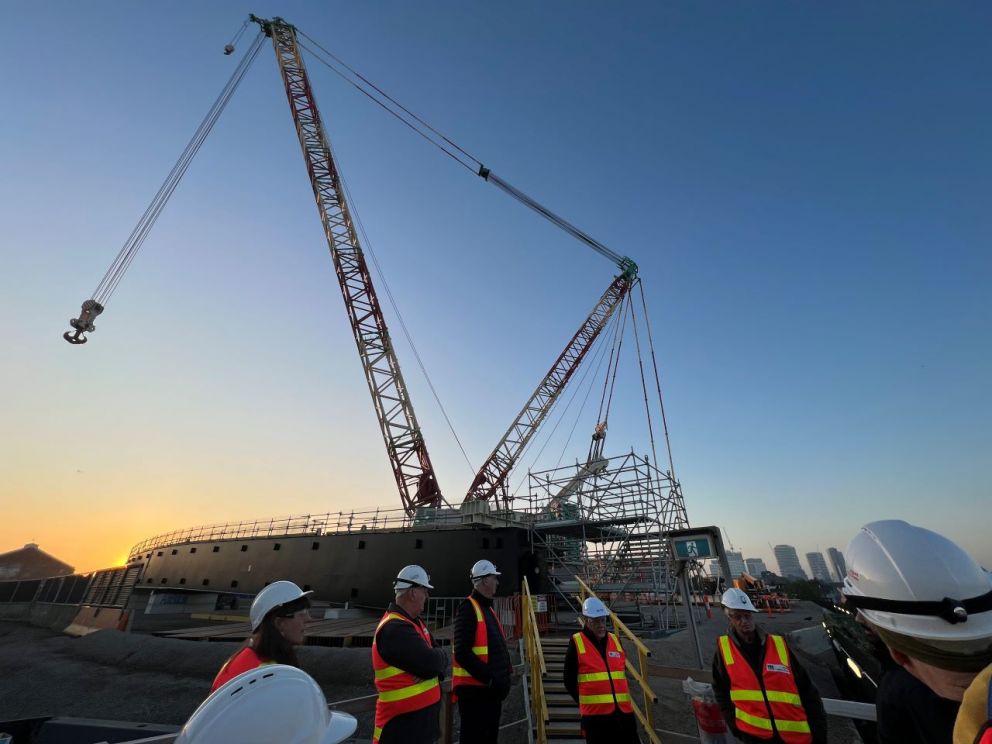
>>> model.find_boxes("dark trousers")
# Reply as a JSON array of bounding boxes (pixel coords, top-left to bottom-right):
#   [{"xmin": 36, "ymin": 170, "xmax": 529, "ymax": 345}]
[
  {"xmin": 457, "ymin": 694, "xmax": 503, "ymax": 744},
  {"xmin": 581, "ymin": 710, "xmax": 640, "ymax": 743}
]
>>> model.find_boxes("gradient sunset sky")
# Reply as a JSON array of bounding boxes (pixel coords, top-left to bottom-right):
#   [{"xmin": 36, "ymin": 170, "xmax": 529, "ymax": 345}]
[{"xmin": 1, "ymin": 2, "xmax": 989, "ymax": 575}]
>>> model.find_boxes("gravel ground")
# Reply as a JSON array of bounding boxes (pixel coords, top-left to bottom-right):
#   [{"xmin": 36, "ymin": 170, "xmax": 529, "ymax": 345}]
[{"xmin": 0, "ymin": 603, "xmax": 861, "ymax": 743}]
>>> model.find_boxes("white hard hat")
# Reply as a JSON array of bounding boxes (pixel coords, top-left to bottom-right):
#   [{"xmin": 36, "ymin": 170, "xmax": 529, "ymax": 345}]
[
  {"xmin": 842, "ymin": 520, "xmax": 992, "ymax": 642},
  {"xmin": 471, "ymin": 559, "xmax": 501, "ymax": 580},
  {"xmin": 250, "ymin": 581, "xmax": 313, "ymax": 633},
  {"xmin": 394, "ymin": 564, "xmax": 434, "ymax": 590},
  {"xmin": 175, "ymin": 664, "xmax": 358, "ymax": 744},
  {"xmin": 722, "ymin": 588, "xmax": 758, "ymax": 613},
  {"xmin": 582, "ymin": 597, "xmax": 610, "ymax": 618}
]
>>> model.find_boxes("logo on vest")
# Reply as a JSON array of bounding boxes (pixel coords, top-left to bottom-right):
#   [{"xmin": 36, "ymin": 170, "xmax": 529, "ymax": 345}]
[
  {"xmin": 608, "ymin": 651, "xmax": 622, "ymax": 659},
  {"xmin": 765, "ymin": 663, "xmax": 790, "ymax": 674}
]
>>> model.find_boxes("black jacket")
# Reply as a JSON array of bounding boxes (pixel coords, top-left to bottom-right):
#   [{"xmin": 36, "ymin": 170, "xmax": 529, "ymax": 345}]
[
  {"xmin": 876, "ymin": 666, "xmax": 960, "ymax": 744},
  {"xmin": 375, "ymin": 603, "xmax": 447, "ymax": 743},
  {"xmin": 711, "ymin": 627, "xmax": 827, "ymax": 744},
  {"xmin": 563, "ymin": 627, "xmax": 633, "ymax": 717},
  {"xmin": 453, "ymin": 590, "xmax": 513, "ymax": 701}
]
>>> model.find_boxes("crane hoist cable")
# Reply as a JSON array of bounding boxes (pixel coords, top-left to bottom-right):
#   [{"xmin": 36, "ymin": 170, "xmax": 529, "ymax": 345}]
[
  {"xmin": 637, "ymin": 281, "xmax": 678, "ymax": 480},
  {"xmin": 62, "ymin": 31, "xmax": 266, "ymax": 344},
  {"xmin": 334, "ymin": 149, "xmax": 476, "ymax": 480},
  {"xmin": 294, "ymin": 33, "xmax": 637, "ymax": 278},
  {"xmin": 508, "ymin": 298, "xmax": 624, "ymax": 499},
  {"xmin": 595, "ymin": 279, "xmax": 635, "ymax": 430}
]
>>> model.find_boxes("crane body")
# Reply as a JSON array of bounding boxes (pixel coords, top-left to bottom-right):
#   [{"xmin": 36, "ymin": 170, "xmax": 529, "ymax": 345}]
[
  {"xmin": 254, "ymin": 16, "xmax": 442, "ymax": 515},
  {"xmin": 465, "ymin": 264, "xmax": 636, "ymax": 509}
]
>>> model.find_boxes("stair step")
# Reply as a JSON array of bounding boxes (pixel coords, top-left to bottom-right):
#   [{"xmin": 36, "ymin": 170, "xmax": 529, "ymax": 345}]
[{"xmin": 547, "ymin": 722, "xmax": 582, "ymax": 736}]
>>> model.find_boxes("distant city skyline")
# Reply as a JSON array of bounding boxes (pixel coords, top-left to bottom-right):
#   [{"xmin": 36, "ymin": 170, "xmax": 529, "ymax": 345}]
[
  {"xmin": 806, "ymin": 552, "xmax": 833, "ymax": 583},
  {"xmin": 774, "ymin": 545, "xmax": 808, "ymax": 580},
  {"xmin": 744, "ymin": 558, "xmax": 768, "ymax": 576},
  {"xmin": 827, "ymin": 548, "xmax": 847, "ymax": 582}
]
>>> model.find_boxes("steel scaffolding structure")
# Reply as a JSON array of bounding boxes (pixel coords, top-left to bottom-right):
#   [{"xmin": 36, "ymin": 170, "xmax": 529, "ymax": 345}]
[{"xmin": 520, "ymin": 451, "xmax": 691, "ymax": 632}]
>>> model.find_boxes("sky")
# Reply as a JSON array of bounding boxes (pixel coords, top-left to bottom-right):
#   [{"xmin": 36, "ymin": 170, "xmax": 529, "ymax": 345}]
[{"xmin": 1, "ymin": 2, "xmax": 989, "ymax": 574}]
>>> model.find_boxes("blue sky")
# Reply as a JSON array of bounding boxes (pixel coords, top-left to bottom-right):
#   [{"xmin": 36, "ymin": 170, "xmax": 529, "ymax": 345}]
[{"xmin": 1, "ymin": 2, "xmax": 989, "ymax": 573}]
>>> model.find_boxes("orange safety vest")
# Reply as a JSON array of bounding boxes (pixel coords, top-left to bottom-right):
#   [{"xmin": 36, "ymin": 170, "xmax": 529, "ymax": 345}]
[
  {"xmin": 573, "ymin": 631, "xmax": 633, "ymax": 716},
  {"xmin": 211, "ymin": 646, "xmax": 272, "ymax": 692},
  {"xmin": 452, "ymin": 595, "xmax": 505, "ymax": 695},
  {"xmin": 717, "ymin": 633, "xmax": 812, "ymax": 744},
  {"xmin": 372, "ymin": 610, "xmax": 442, "ymax": 744}
]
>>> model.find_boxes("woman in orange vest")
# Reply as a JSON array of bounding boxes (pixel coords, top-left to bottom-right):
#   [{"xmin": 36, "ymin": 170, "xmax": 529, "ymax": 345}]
[
  {"xmin": 711, "ymin": 588, "xmax": 826, "ymax": 744},
  {"xmin": 211, "ymin": 580, "xmax": 313, "ymax": 692},
  {"xmin": 372, "ymin": 564, "xmax": 447, "ymax": 744},
  {"xmin": 563, "ymin": 597, "xmax": 639, "ymax": 743}
]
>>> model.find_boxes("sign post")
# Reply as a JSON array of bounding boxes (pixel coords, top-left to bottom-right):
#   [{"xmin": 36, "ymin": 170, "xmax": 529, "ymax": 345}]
[{"xmin": 667, "ymin": 525, "xmax": 727, "ymax": 670}]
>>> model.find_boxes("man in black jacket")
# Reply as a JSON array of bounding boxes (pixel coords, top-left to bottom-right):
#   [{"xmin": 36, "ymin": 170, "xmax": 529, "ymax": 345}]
[
  {"xmin": 711, "ymin": 588, "xmax": 827, "ymax": 744},
  {"xmin": 563, "ymin": 597, "xmax": 639, "ymax": 743},
  {"xmin": 452, "ymin": 559, "xmax": 513, "ymax": 744},
  {"xmin": 374, "ymin": 564, "xmax": 448, "ymax": 744}
]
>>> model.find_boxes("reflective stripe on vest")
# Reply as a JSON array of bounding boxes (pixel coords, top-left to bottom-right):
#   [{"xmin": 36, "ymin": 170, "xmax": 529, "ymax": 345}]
[
  {"xmin": 573, "ymin": 631, "xmax": 633, "ymax": 716},
  {"xmin": 718, "ymin": 634, "xmax": 812, "ymax": 744},
  {"xmin": 451, "ymin": 596, "xmax": 505, "ymax": 693},
  {"xmin": 372, "ymin": 611, "xmax": 441, "ymax": 743}
]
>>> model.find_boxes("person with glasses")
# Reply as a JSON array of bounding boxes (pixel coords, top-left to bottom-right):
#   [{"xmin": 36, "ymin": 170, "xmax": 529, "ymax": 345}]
[
  {"xmin": 371, "ymin": 564, "xmax": 447, "ymax": 743},
  {"xmin": 452, "ymin": 559, "xmax": 513, "ymax": 744},
  {"xmin": 711, "ymin": 588, "xmax": 826, "ymax": 743},
  {"xmin": 211, "ymin": 580, "xmax": 313, "ymax": 692},
  {"xmin": 563, "ymin": 597, "xmax": 639, "ymax": 743}
]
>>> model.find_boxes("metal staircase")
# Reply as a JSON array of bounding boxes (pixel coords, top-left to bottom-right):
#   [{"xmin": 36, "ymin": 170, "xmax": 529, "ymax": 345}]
[{"xmin": 541, "ymin": 636, "xmax": 584, "ymax": 741}]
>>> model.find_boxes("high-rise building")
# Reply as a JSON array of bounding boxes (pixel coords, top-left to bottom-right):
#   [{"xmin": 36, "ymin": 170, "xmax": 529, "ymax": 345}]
[
  {"xmin": 726, "ymin": 550, "xmax": 746, "ymax": 579},
  {"xmin": 827, "ymin": 547, "xmax": 847, "ymax": 582},
  {"xmin": 708, "ymin": 560, "xmax": 723, "ymax": 578},
  {"xmin": 806, "ymin": 552, "xmax": 833, "ymax": 583},
  {"xmin": 774, "ymin": 545, "xmax": 807, "ymax": 579},
  {"xmin": 745, "ymin": 558, "xmax": 768, "ymax": 576}
]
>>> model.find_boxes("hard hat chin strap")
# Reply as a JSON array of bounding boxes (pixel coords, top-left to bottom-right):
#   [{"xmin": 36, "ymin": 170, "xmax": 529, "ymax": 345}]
[{"xmin": 845, "ymin": 589, "xmax": 992, "ymax": 625}]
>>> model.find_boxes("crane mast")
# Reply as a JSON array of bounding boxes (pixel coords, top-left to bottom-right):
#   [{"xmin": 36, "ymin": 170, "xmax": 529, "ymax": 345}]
[
  {"xmin": 254, "ymin": 16, "xmax": 442, "ymax": 516},
  {"xmin": 465, "ymin": 261, "xmax": 637, "ymax": 509}
]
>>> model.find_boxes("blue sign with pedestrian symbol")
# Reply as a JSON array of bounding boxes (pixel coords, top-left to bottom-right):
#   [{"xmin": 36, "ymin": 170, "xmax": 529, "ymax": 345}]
[{"xmin": 672, "ymin": 535, "xmax": 715, "ymax": 560}]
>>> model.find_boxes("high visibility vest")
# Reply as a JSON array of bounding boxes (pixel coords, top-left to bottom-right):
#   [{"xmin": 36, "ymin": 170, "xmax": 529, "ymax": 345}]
[
  {"xmin": 211, "ymin": 646, "xmax": 272, "ymax": 692},
  {"xmin": 573, "ymin": 631, "xmax": 633, "ymax": 716},
  {"xmin": 971, "ymin": 671, "xmax": 992, "ymax": 744},
  {"xmin": 372, "ymin": 611, "xmax": 441, "ymax": 743},
  {"xmin": 452, "ymin": 596, "xmax": 505, "ymax": 695},
  {"xmin": 718, "ymin": 633, "xmax": 812, "ymax": 744}
]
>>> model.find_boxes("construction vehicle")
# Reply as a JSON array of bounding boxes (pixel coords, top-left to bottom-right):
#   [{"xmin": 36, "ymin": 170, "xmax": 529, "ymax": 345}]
[{"xmin": 734, "ymin": 571, "xmax": 791, "ymax": 613}]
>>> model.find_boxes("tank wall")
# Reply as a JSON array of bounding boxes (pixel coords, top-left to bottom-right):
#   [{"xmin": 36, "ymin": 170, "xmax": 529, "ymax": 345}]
[{"xmin": 136, "ymin": 527, "xmax": 530, "ymax": 607}]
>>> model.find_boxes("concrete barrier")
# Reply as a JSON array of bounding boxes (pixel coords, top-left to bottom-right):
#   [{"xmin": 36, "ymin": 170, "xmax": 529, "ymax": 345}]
[{"xmin": 64, "ymin": 606, "xmax": 128, "ymax": 636}]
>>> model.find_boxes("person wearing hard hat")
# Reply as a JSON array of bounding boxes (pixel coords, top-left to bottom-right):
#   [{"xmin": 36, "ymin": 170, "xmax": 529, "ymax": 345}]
[
  {"xmin": 837, "ymin": 521, "xmax": 992, "ymax": 744},
  {"xmin": 180, "ymin": 665, "xmax": 358, "ymax": 743},
  {"xmin": 452, "ymin": 559, "xmax": 513, "ymax": 743},
  {"xmin": 371, "ymin": 564, "xmax": 447, "ymax": 744},
  {"xmin": 211, "ymin": 580, "xmax": 313, "ymax": 692},
  {"xmin": 563, "ymin": 597, "xmax": 639, "ymax": 743},
  {"xmin": 711, "ymin": 587, "xmax": 826, "ymax": 743}
]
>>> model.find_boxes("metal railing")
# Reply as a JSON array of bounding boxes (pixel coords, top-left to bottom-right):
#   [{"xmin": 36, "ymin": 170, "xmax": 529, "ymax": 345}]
[
  {"xmin": 521, "ymin": 577, "xmax": 549, "ymax": 743},
  {"xmin": 576, "ymin": 575, "xmax": 661, "ymax": 744},
  {"xmin": 126, "ymin": 504, "xmax": 537, "ymax": 562}
]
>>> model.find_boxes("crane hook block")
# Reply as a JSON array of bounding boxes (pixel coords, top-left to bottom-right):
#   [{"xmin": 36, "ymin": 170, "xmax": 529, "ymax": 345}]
[
  {"xmin": 223, "ymin": 44, "xmax": 235, "ymax": 55},
  {"xmin": 63, "ymin": 299, "xmax": 104, "ymax": 345}
]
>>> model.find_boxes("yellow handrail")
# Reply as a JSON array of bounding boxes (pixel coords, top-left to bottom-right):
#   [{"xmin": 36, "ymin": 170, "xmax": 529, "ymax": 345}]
[
  {"xmin": 575, "ymin": 575, "xmax": 662, "ymax": 744},
  {"xmin": 522, "ymin": 577, "xmax": 549, "ymax": 743}
]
